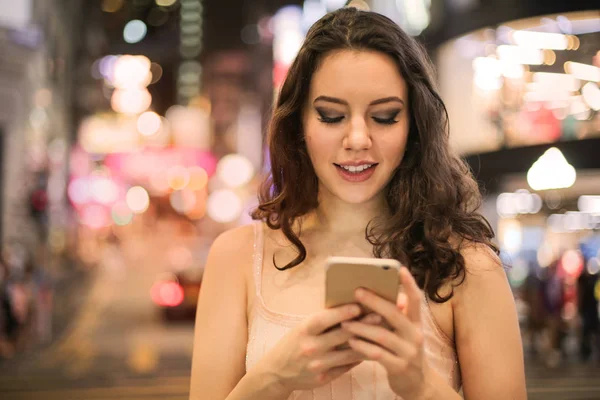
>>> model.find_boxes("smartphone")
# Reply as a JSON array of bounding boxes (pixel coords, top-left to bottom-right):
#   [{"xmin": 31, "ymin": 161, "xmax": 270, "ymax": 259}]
[{"xmin": 324, "ymin": 256, "xmax": 402, "ymax": 311}]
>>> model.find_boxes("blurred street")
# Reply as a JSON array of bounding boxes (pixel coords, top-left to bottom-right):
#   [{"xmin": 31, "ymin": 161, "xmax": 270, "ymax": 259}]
[
  {"xmin": 0, "ymin": 219, "xmax": 196, "ymax": 400},
  {"xmin": 0, "ymin": 217, "xmax": 599, "ymax": 400}
]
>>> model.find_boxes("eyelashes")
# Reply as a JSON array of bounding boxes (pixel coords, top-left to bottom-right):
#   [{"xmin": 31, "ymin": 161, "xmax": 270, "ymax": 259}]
[{"xmin": 316, "ymin": 109, "xmax": 401, "ymax": 125}]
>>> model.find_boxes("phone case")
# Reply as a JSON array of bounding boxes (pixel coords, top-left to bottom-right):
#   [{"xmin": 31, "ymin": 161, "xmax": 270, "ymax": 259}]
[{"xmin": 324, "ymin": 256, "xmax": 401, "ymax": 308}]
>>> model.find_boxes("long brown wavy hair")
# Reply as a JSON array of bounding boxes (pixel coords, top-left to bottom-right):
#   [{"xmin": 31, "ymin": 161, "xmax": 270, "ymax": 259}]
[{"xmin": 252, "ymin": 7, "xmax": 499, "ymax": 303}]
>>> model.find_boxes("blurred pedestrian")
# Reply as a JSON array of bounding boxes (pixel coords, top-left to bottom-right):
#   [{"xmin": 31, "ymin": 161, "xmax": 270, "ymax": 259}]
[{"xmin": 577, "ymin": 264, "xmax": 600, "ymax": 362}]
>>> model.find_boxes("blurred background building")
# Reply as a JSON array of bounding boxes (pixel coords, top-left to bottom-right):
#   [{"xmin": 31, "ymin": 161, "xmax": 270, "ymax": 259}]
[{"xmin": 0, "ymin": 0, "xmax": 598, "ymax": 399}]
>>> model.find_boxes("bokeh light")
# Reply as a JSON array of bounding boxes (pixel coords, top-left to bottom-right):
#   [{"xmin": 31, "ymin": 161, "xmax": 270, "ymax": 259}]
[
  {"xmin": 561, "ymin": 250, "xmax": 584, "ymax": 277},
  {"xmin": 156, "ymin": 0, "xmax": 178, "ymax": 6},
  {"xmin": 137, "ymin": 111, "xmax": 162, "ymax": 136},
  {"xmin": 80, "ymin": 205, "xmax": 111, "ymax": 230},
  {"xmin": 111, "ymin": 201, "xmax": 134, "ymax": 226},
  {"xmin": 126, "ymin": 186, "xmax": 150, "ymax": 214},
  {"xmin": 167, "ymin": 165, "xmax": 190, "ymax": 190},
  {"xmin": 111, "ymin": 88, "xmax": 152, "ymax": 114},
  {"xmin": 206, "ymin": 189, "xmax": 243, "ymax": 223},
  {"xmin": 91, "ymin": 177, "xmax": 119, "ymax": 205},
  {"xmin": 112, "ymin": 55, "xmax": 152, "ymax": 89},
  {"xmin": 216, "ymin": 154, "xmax": 255, "ymax": 188},
  {"xmin": 169, "ymin": 189, "xmax": 197, "ymax": 214},
  {"xmin": 124, "ymin": 20, "xmax": 148, "ymax": 44},
  {"xmin": 102, "ymin": 0, "xmax": 124, "ymax": 13},
  {"xmin": 187, "ymin": 166, "xmax": 208, "ymax": 190},
  {"xmin": 68, "ymin": 178, "xmax": 90, "ymax": 205}
]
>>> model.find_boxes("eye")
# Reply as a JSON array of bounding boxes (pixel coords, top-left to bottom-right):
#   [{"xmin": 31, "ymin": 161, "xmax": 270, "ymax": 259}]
[
  {"xmin": 316, "ymin": 109, "xmax": 344, "ymax": 124},
  {"xmin": 372, "ymin": 110, "xmax": 400, "ymax": 125}
]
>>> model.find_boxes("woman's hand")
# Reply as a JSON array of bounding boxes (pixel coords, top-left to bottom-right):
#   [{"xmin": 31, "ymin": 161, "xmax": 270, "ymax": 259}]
[
  {"xmin": 254, "ymin": 305, "xmax": 382, "ymax": 394},
  {"xmin": 341, "ymin": 267, "xmax": 432, "ymax": 399}
]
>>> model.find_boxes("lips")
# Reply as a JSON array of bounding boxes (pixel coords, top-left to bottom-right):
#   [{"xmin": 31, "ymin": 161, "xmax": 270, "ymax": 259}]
[{"xmin": 334, "ymin": 163, "xmax": 378, "ymax": 183}]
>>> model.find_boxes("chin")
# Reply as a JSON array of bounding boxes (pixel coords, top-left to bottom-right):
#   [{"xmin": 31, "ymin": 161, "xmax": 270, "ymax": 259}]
[{"xmin": 333, "ymin": 187, "xmax": 382, "ymax": 205}]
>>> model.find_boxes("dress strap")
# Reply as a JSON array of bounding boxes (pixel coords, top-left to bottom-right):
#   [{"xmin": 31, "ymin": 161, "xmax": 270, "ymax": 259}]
[{"xmin": 252, "ymin": 221, "xmax": 265, "ymax": 298}]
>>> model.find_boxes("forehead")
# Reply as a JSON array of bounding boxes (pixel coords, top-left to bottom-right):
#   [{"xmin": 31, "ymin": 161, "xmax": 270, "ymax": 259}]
[{"xmin": 309, "ymin": 50, "xmax": 408, "ymax": 100}]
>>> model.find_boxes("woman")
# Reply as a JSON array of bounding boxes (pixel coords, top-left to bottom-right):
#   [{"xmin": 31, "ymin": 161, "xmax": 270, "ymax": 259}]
[{"xmin": 190, "ymin": 6, "xmax": 526, "ymax": 400}]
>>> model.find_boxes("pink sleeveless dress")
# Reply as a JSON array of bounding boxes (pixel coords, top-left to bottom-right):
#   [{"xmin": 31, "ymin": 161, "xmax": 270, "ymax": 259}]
[{"xmin": 246, "ymin": 222, "xmax": 461, "ymax": 399}]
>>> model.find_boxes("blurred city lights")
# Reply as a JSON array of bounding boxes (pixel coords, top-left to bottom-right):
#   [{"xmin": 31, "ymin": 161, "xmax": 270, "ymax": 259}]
[
  {"xmin": 111, "ymin": 202, "xmax": 134, "ymax": 226},
  {"xmin": 508, "ymin": 258, "xmax": 529, "ymax": 287},
  {"xmin": 497, "ymin": 45, "xmax": 545, "ymax": 65},
  {"xmin": 496, "ymin": 190, "xmax": 542, "ymax": 218},
  {"xmin": 565, "ymin": 61, "xmax": 600, "ymax": 82},
  {"xmin": 216, "ymin": 154, "xmax": 255, "ymax": 188},
  {"xmin": 323, "ymin": 0, "xmax": 346, "ymax": 11},
  {"xmin": 500, "ymin": 220, "xmax": 522, "ymax": 254},
  {"xmin": 167, "ymin": 246, "xmax": 194, "ymax": 270},
  {"xmin": 167, "ymin": 165, "xmax": 190, "ymax": 190},
  {"xmin": 137, "ymin": 111, "xmax": 162, "ymax": 136},
  {"xmin": 112, "ymin": 55, "xmax": 152, "ymax": 89},
  {"xmin": 156, "ymin": 0, "xmax": 178, "ymax": 6},
  {"xmin": 511, "ymin": 30, "xmax": 569, "ymax": 50},
  {"xmin": 81, "ymin": 205, "xmax": 111, "ymax": 230},
  {"xmin": 206, "ymin": 189, "xmax": 243, "ymax": 223},
  {"xmin": 111, "ymin": 88, "xmax": 152, "ymax": 114},
  {"xmin": 91, "ymin": 177, "xmax": 119, "ymax": 205},
  {"xmin": 123, "ymin": 20, "xmax": 148, "ymax": 44},
  {"xmin": 169, "ymin": 189, "xmax": 197, "ymax": 214},
  {"xmin": 561, "ymin": 250, "xmax": 583, "ymax": 277},
  {"xmin": 151, "ymin": 281, "xmax": 184, "ymax": 307},
  {"xmin": 102, "ymin": 0, "xmax": 124, "ymax": 13},
  {"xmin": 187, "ymin": 166, "xmax": 208, "ymax": 190},
  {"xmin": 126, "ymin": 186, "xmax": 150, "ymax": 214},
  {"xmin": 537, "ymin": 244, "xmax": 555, "ymax": 268},
  {"xmin": 581, "ymin": 82, "xmax": 600, "ymax": 110},
  {"xmin": 149, "ymin": 171, "xmax": 170, "ymax": 194},
  {"xmin": 68, "ymin": 178, "xmax": 90, "ymax": 205},
  {"xmin": 527, "ymin": 148, "xmax": 576, "ymax": 191},
  {"xmin": 150, "ymin": 62, "xmax": 163, "ymax": 83},
  {"xmin": 587, "ymin": 257, "xmax": 600, "ymax": 275},
  {"xmin": 578, "ymin": 195, "xmax": 600, "ymax": 214},
  {"xmin": 395, "ymin": 0, "xmax": 431, "ymax": 36}
]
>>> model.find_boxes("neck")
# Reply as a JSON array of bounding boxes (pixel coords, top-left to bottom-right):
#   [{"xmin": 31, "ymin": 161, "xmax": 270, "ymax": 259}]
[{"xmin": 303, "ymin": 191, "xmax": 388, "ymax": 234}]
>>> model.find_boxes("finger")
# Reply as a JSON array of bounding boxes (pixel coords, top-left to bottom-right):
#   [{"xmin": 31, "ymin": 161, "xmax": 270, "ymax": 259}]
[
  {"xmin": 354, "ymin": 288, "xmax": 414, "ymax": 335},
  {"xmin": 304, "ymin": 304, "xmax": 361, "ymax": 335},
  {"xmin": 347, "ymin": 338, "xmax": 410, "ymax": 376},
  {"xmin": 317, "ymin": 361, "xmax": 361, "ymax": 385},
  {"xmin": 341, "ymin": 320, "xmax": 414, "ymax": 356},
  {"xmin": 400, "ymin": 267, "xmax": 422, "ymax": 324},
  {"xmin": 359, "ymin": 313, "xmax": 383, "ymax": 325},
  {"xmin": 308, "ymin": 349, "xmax": 365, "ymax": 374},
  {"xmin": 317, "ymin": 327, "xmax": 356, "ymax": 351}
]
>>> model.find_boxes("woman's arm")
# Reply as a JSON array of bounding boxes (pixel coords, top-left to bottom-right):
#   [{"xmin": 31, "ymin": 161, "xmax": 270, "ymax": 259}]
[
  {"xmin": 453, "ymin": 245, "xmax": 527, "ymax": 400},
  {"xmin": 190, "ymin": 226, "xmax": 289, "ymax": 400}
]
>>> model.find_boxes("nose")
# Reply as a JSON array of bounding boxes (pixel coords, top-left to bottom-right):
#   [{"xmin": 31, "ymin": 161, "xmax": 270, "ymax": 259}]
[{"xmin": 343, "ymin": 116, "xmax": 372, "ymax": 151}]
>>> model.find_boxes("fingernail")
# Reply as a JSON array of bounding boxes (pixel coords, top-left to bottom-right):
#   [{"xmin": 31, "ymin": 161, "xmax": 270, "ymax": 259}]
[{"xmin": 355, "ymin": 288, "xmax": 365, "ymax": 299}]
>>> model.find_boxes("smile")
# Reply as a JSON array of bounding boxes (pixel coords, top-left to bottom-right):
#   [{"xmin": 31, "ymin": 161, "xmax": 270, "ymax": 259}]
[{"xmin": 334, "ymin": 163, "xmax": 378, "ymax": 182}]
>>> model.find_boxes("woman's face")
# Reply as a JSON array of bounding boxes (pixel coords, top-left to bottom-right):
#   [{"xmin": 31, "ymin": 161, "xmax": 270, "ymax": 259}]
[{"xmin": 303, "ymin": 49, "xmax": 410, "ymax": 205}]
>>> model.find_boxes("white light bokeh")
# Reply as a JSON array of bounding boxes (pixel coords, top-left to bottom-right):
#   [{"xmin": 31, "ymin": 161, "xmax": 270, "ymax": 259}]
[
  {"xmin": 126, "ymin": 186, "xmax": 150, "ymax": 214},
  {"xmin": 206, "ymin": 189, "xmax": 243, "ymax": 223},
  {"xmin": 112, "ymin": 55, "xmax": 152, "ymax": 89},
  {"xmin": 527, "ymin": 147, "xmax": 576, "ymax": 191},
  {"xmin": 137, "ymin": 111, "xmax": 162, "ymax": 136},
  {"xmin": 111, "ymin": 88, "xmax": 152, "ymax": 114},
  {"xmin": 123, "ymin": 20, "xmax": 148, "ymax": 44},
  {"xmin": 216, "ymin": 154, "xmax": 255, "ymax": 188}
]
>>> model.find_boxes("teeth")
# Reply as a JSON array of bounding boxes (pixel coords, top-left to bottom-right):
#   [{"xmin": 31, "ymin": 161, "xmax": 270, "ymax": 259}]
[{"xmin": 341, "ymin": 164, "xmax": 372, "ymax": 173}]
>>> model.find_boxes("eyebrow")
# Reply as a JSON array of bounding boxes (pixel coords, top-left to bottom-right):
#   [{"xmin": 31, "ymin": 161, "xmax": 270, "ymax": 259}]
[{"xmin": 313, "ymin": 96, "xmax": 404, "ymax": 106}]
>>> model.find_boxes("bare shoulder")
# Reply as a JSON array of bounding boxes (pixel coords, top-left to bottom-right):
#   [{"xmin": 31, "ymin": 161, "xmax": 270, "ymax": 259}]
[
  {"xmin": 451, "ymin": 241, "xmax": 526, "ymax": 399},
  {"xmin": 207, "ymin": 223, "xmax": 256, "ymax": 274}
]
